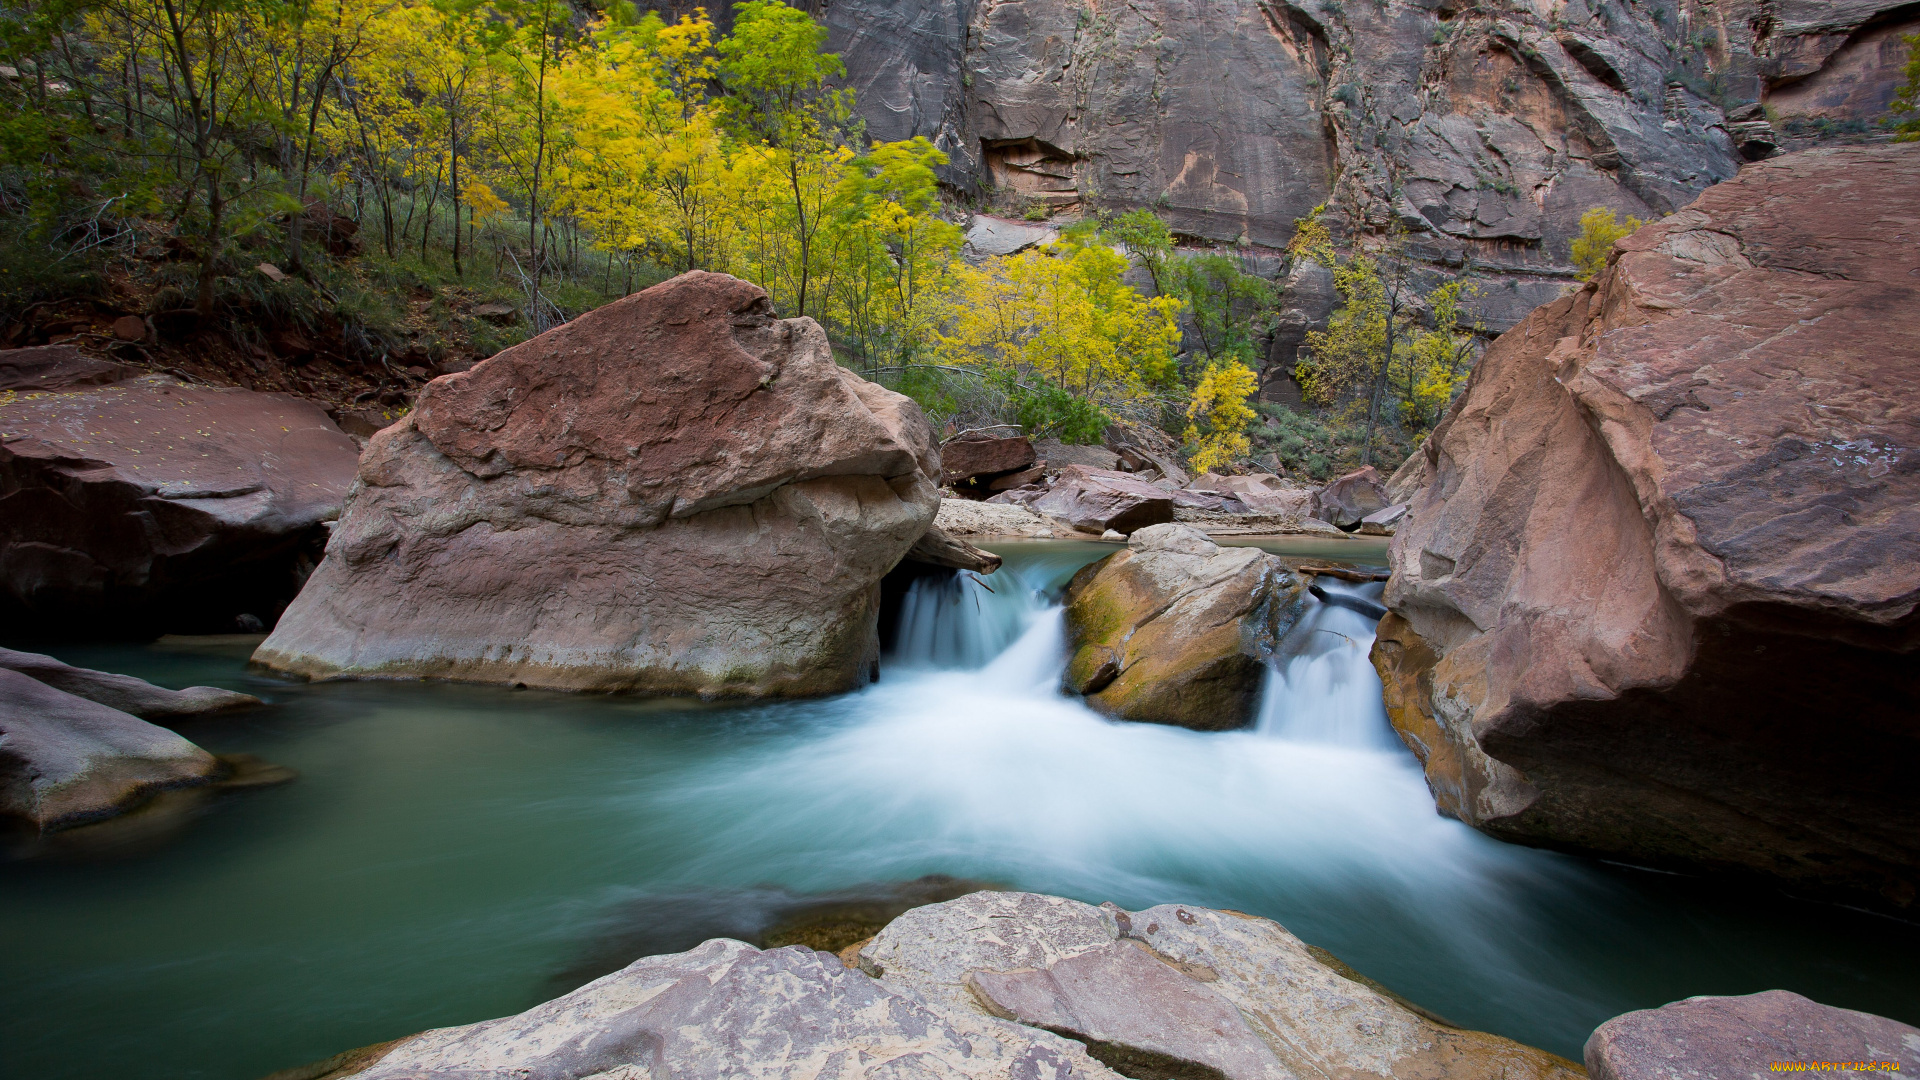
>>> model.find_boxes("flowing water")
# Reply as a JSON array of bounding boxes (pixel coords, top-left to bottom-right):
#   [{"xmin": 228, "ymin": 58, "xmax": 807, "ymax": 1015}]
[{"xmin": 3, "ymin": 538, "xmax": 1918, "ymax": 1080}]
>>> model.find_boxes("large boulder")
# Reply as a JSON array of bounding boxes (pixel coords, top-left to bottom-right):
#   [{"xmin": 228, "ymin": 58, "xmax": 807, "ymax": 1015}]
[
  {"xmin": 0, "ymin": 646, "xmax": 259, "ymax": 720},
  {"xmin": 0, "ymin": 352, "xmax": 360, "ymax": 634},
  {"xmin": 1311, "ymin": 466, "xmax": 1390, "ymax": 529},
  {"xmin": 939, "ymin": 434, "xmax": 1034, "ymax": 494},
  {"xmin": 1061, "ymin": 524, "xmax": 1306, "ymax": 729},
  {"xmin": 1373, "ymin": 145, "xmax": 1920, "ymax": 908},
  {"xmin": 330, "ymin": 936, "xmax": 1123, "ymax": 1080},
  {"xmin": 1586, "ymin": 990, "xmax": 1920, "ymax": 1080},
  {"xmin": 0, "ymin": 667, "xmax": 219, "ymax": 831},
  {"xmin": 253, "ymin": 272, "xmax": 941, "ymax": 696},
  {"xmin": 857, "ymin": 891, "xmax": 1583, "ymax": 1080},
  {"xmin": 1030, "ymin": 465, "xmax": 1174, "ymax": 535}
]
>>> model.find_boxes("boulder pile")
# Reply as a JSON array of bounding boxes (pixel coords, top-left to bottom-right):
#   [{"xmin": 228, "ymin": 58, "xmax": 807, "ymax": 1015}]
[
  {"xmin": 0, "ymin": 346, "xmax": 360, "ymax": 634},
  {"xmin": 254, "ymin": 272, "xmax": 943, "ymax": 697},
  {"xmin": 1373, "ymin": 144, "xmax": 1920, "ymax": 909}
]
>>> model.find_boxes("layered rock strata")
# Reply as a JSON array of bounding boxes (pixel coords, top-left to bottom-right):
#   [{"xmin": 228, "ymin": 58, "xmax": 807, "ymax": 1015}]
[
  {"xmin": 0, "ymin": 348, "xmax": 359, "ymax": 634},
  {"xmin": 1373, "ymin": 145, "xmax": 1920, "ymax": 908},
  {"xmin": 254, "ymin": 272, "xmax": 942, "ymax": 696},
  {"xmin": 1062, "ymin": 524, "xmax": 1307, "ymax": 729}
]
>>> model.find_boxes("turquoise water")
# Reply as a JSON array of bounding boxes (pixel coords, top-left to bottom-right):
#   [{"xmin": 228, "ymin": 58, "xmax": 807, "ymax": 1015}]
[{"xmin": 2, "ymin": 539, "xmax": 1916, "ymax": 1079}]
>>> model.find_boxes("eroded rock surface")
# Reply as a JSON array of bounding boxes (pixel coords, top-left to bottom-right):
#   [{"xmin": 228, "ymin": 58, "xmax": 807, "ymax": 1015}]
[
  {"xmin": 858, "ymin": 891, "xmax": 1584, "ymax": 1080},
  {"xmin": 0, "ymin": 667, "xmax": 219, "ymax": 831},
  {"xmin": 253, "ymin": 272, "xmax": 940, "ymax": 696},
  {"xmin": 340, "ymin": 937, "xmax": 1123, "ymax": 1080},
  {"xmin": 1031, "ymin": 466, "xmax": 1174, "ymax": 535},
  {"xmin": 0, "ymin": 646, "xmax": 259, "ymax": 720},
  {"xmin": 1373, "ymin": 145, "xmax": 1920, "ymax": 908},
  {"xmin": 0, "ymin": 357, "xmax": 359, "ymax": 634},
  {"xmin": 1586, "ymin": 990, "xmax": 1920, "ymax": 1080},
  {"xmin": 1313, "ymin": 466, "xmax": 1390, "ymax": 530},
  {"xmin": 1061, "ymin": 524, "xmax": 1305, "ymax": 729}
]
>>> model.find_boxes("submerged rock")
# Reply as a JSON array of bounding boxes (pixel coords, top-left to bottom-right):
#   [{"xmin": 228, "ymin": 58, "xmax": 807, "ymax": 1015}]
[
  {"xmin": 254, "ymin": 272, "xmax": 940, "ymax": 696},
  {"xmin": 335, "ymin": 936, "xmax": 1123, "ymax": 1080},
  {"xmin": 0, "ymin": 667, "xmax": 219, "ymax": 831},
  {"xmin": 1374, "ymin": 145, "xmax": 1920, "ymax": 908},
  {"xmin": 0, "ymin": 646, "xmax": 259, "ymax": 720},
  {"xmin": 1586, "ymin": 990, "xmax": 1920, "ymax": 1080},
  {"xmin": 1060, "ymin": 524, "xmax": 1306, "ymax": 730},
  {"xmin": 857, "ymin": 891, "xmax": 1583, "ymax": 1080},
  {"xmin": 0, "ymin": 355, "xmax": 359, "ymax": 635}
]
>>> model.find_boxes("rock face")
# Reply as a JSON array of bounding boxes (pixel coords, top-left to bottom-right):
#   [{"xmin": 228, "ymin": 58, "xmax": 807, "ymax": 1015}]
[
  {"xmin": 253, "ymin": 272, "xmax": 941, "ymax": 697},
  {"xmin": 941, "ymin": 434, "xmax": 1036, "ymax": 496},
  {"xmin": 1030, "ymin": 465, "xmax": 1174, "ymax": 535},
  {"xmin": 1585, "ymin": 990, "xmax": 1920, "ymax": 1080},
  {"xmin": 0, "ymin": 646, "xmax": 259, "ymax": 720},
  {"xmin": 823, "ymin": 0, "xmax": 1916, "ymax": 327},
  {"xmin": 1373, "ymin": 145, "xmax": 1920, "ymax": 908},
  {"xmin": 336, "ymin": 936, "xmax": 1125, "ymax": 1080},
  {"xmin": 0, "ymin": 352, "xmax": 360, "ymax": 635},
  {"xmin": 1061, "ymin": 524, "xmax": 1306, "ymax": 729},
  {"xmin": 1312, "ymin": 466, "xmax": 1390, "ymax": 529},
  {"xmin": 858, "ymin": 891, "xmax": 1584, "ymax": 1080},
  {"xmin": 0, "ymin": 667, "xmax": 220, "ymax": 831}
]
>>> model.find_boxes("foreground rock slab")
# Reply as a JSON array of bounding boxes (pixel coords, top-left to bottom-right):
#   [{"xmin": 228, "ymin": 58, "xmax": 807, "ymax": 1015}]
[
  {"xmin": 338, "ymin": 937, "xmax": 1123, "ymax": 1080},
  {"xmin": 254, "ymin": 272, "xmax": 940, "ymax": 696},
  {"xmin": 1374, "ymin": 144, "xmax": 1920, "ymax": 908},
  {"xmin": 1586, "ymin": 990, "xmax": 1920, "ymax": 1080},
  {"xmin": 0, "ymin": 667, "xmax": 219, "ymax": 831},
  {"xmin": 1031, "ymin": 465, "xmax": 1174, "ymax": 535},
  {"xmin": 1061, "ymin": 524, "xmax": 1306, "ymax": 729},
  {"xmin": 0, "ymin": 354, "xmax": 359, "ymax": 634},
  {"xmin": 0, "ymin": 646, "xmax": 258, "ymax": 720},
  {"xmin": 858, "ymin": 891, "xmax": 1583, "ymax": 1080}
]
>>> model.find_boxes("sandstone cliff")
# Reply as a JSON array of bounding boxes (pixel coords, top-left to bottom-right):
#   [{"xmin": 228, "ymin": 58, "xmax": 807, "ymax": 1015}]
[{"xmin": 1371, "ymin": 144, "xmax": 1920, "ymax": 908}]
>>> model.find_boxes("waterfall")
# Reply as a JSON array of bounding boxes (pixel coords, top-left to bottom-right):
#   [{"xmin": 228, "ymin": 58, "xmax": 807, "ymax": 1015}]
[{"xmin": 1256, "ymin": 579, "xmax": 1399, "ymax": 750}]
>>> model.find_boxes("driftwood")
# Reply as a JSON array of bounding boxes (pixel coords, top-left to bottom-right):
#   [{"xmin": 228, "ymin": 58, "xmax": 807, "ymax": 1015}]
[{"xmin": 1294, "ymin": 565, "xmax": 1391, "ymax": 583}]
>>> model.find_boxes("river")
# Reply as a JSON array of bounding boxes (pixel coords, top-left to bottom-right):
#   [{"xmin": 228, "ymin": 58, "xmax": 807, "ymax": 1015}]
[{"xmin": 3, "ymin": 538, "xmax": 1916, "ymax": 1079}]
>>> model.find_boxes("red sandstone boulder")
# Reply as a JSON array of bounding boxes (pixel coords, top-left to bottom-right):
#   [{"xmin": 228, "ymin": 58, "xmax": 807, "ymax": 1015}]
[
  {"xmin": 253, "ymin": 272, "xmax": 941, "ymax": 696},
  {"xmin": 0, "ymin": 353, "xmax": 360, "ymax": 634},
  {"xmin": 1372, "ymin": 145, "xmax": 1920, "ymax": 908},
  {"xmin": 940, "ymin": 434, "xmax": 1035, "ymax": 493},
  {"xmin": 1311, "ymin": 467, "xmax": 1388, "ymax": 529},
  {"xmin": 1586, "ymin": 991, "xmax": 1919, "ymax": 1080},
  {"xmin": 1030, "ymin": 465, "xmax": 1175, "ymax": 534}
]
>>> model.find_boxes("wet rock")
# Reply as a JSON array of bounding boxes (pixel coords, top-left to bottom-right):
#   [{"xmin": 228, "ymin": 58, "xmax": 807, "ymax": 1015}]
[
  {"xmin": 1060, "ymin": 523, "xmax": 1306, "ymax": 729},
  {"xmin": 857, "ymin": 891, "xmax": 1583, "ymax": 1080},
  {"xmin": 254, "ymin": 272, "xmax": 940, "ymax": 697},
  {"xmin": 0, "ymin": 667, "xmax": 219, "ymax": 832},
  {"xmin": 342, "ymin": 937, "xmax": 1122, "ymax": 1080},
  {"xmin": 1031, "ymin": 465, "xmax": 1174, "ymax": 535},
  {"xmin": 0, "ymin": 646, "xmax": 259, "ymax": 720},
  {"xmin": 1585, "ymin": 990, "xmax": 1920, "ymax": 1080},
  {"xmin": 1373, "ymin": 145, "xmax": 1920, "ymax": 909},
  {"xmin": 0, "ymin": 363, "xmax": 359, "ymax": 635},
  {"xmin": 906, "ymin": 523, "xmax": 1003, "ymax": 574},
  {"xmin": 1311, "ymin": 466, "xmax": 1389, "ymax": 529}
]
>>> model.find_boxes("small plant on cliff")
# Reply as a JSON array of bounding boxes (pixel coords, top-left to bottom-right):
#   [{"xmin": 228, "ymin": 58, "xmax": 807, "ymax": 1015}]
[
  {"xmin": 1570, "ymin": 207, "xmax": 1644, "ymax": 281},
  {"xmin": 1889, "ymin": 33, "xmax": 1920, "ymax": 142}
]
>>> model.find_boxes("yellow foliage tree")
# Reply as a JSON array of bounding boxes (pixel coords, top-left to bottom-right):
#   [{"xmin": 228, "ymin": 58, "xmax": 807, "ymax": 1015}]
[
  {"xmin": 1185, "ymin": 360, "xmax": 1258, "ymax": 473},
  {"xmin": 1570, "ymin": 207, "xmax": 1644, "ymax": 281}
]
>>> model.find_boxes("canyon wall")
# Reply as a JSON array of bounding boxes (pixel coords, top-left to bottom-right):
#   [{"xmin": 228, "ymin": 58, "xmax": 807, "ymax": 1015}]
[{"xmin": 825, "ymin": 0, "xmax": 1918, "ymax": 328}]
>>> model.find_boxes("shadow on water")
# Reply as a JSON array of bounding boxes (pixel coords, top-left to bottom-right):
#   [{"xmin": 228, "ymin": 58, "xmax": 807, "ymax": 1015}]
[{"xmin": 2, "ymin": 539, "xmax": 1918, "ymax": 1080}]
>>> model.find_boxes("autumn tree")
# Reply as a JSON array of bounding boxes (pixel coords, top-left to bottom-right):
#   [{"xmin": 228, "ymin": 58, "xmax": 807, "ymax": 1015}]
[{"xmin": 1569, "ymin": 206, "xmax": 1643, "ymax": 281}]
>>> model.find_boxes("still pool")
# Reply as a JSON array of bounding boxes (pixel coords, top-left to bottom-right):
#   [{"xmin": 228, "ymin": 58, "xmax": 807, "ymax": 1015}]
[{"xmin": 3, "ymin": 540, "xmax": 1916, "ymax": 1079}]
